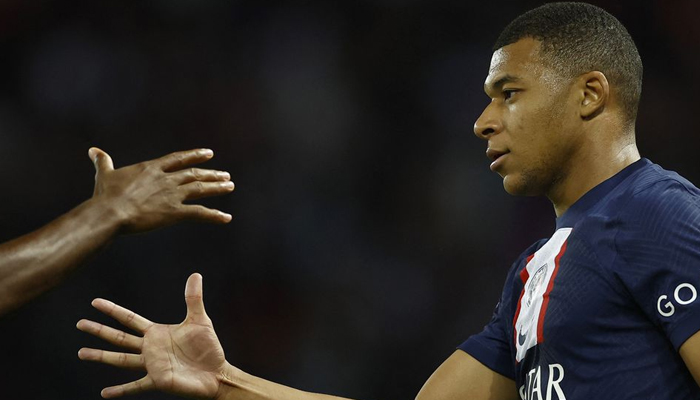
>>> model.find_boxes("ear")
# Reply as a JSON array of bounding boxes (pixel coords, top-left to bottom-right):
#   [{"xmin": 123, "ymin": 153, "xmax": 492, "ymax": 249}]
[{"xmin": 579, "ymin": 71, "xmax": 609, "ymax": 120}]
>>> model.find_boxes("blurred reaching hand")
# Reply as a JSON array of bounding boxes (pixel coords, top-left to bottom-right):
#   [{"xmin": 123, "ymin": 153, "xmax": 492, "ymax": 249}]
[
  {"xmin": 89, "ymin": 147, "xmax": 234, "ymax": 232},
  {"xmin": 0, "ymin": 148, "xmax": 234, "ymax": 316}
]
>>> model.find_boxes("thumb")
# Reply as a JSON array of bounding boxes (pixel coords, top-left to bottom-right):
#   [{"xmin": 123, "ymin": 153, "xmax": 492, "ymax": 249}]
[
  {"xmin": 185, "ymin": 273, "xmax": 208, "ymax": 322},
  {"xmin": 88, "ymin": 147, "xmax": 114, "ymax": 174}
]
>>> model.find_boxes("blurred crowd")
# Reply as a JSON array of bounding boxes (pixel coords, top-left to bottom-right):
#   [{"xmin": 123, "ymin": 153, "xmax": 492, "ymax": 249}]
[{"xmin": 0, "ymin": 0, "xmax": 698, "ymax": 399}]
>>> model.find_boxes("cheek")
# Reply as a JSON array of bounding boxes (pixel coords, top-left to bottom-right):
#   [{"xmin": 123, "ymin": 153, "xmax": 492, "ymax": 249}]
[
  {"xmin": 510, "ymin": 112, "xmax": 550, "ymax": 157},
  {"xmin": 523, "ymin": 103, "xmax": 568, "ymax": 155},
  {"xmin": 510, "ymin": 113, "xmax": 563, "ymax": 182},
  {"xmin": 509, "ymin": 99, "xmax": 551, "ymax": 136}
]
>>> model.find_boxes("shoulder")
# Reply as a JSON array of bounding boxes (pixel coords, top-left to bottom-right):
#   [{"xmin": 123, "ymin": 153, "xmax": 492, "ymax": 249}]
[
  {"xmin": 613, "ymin": 163, "xmax": 700, "ymax": 265},
  {"xmin": 564, "ymin": 162, "xmax": 700, "ymax": 269},
  {"xmin": 621, "ymin": 163, "xmax": 700, "ymax": 230},
  {"xmin": 573, "ymin": 160, "xmax": 700, "ymax": 233},
  {"xmin": 563, "ymin": 160, "xmax": 698, "ymax": 236},
  {"xmin": 629, "ymin": 162, "xmax": 699, "ymax": 198}
]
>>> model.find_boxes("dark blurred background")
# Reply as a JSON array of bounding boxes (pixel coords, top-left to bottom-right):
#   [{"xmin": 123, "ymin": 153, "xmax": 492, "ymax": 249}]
[{"xmin": 0, "ymin": 0, "xmax": 697, "ymax": 398}]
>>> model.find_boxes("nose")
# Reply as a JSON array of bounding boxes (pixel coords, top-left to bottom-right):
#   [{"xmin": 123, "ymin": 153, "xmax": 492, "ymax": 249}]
[{"xmin": 473, "ymin": 102, "xmax": 502, "ymax": 140}]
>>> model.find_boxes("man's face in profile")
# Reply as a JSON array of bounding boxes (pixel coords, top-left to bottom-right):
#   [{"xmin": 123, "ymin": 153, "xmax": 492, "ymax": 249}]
[{"xmin": 474, "ymin": 38, "xmax": 581, "ymax": 198}]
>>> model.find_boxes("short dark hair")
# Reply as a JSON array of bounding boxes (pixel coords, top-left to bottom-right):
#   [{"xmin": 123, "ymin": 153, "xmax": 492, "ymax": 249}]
[{"xmin": 494, "ymin": 2, "xmax": 643, "ymax": 124}]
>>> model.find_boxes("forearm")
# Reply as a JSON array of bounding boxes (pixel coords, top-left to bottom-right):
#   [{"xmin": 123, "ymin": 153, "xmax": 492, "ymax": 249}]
[
  {"xmin": 218, "ymin": 364, "xmax": 359, "ymax": 400},
  {"xmin": 0, "ymin": 197, "xmax": 122, "ymax": 315}
]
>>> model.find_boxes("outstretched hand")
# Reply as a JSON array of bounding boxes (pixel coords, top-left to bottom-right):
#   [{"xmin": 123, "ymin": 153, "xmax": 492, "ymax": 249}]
[
  {"xmin": 77, "ymin": 273, "xmax": 228, "ymax": 399},
  {"xmin": 88, "ymin": 147, "xmax": 235, "ymax": 233}
]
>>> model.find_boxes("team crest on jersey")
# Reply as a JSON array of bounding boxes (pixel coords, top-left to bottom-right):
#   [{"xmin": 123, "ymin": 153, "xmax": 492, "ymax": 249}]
[
  {"xmin": 525, "ymin": 264, "xmax": 548, "ymax": 307},
  {"xmin": 513, "ymin": 228, "xmax": 571, "ymax": 362}
]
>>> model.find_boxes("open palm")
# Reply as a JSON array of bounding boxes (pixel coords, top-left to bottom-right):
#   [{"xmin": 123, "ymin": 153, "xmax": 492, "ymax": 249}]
[{"xmin": 78, "ymin": 273, "xmax": 227, "ymax": 399}]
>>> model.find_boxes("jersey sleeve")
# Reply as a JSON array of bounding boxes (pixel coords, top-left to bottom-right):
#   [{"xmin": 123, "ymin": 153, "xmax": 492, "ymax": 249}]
[
  {"xmin": 613, "ymin": 179, "xmax": 700, "ymax": 350},
  {"xmin": 458, "ymin": 297, "xmax": 515, "ymax": 379},
  {"xmin": 457, "ymin": 240, "xmax": 546, "ymax": 379}
]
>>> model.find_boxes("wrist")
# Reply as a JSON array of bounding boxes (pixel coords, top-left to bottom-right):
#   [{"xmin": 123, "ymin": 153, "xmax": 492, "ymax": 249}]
[
  {"xmin": 216, "ymin": 362, "xmax": 239, "ymax": 400},
  {"xmin": 81, "ymin": 196, "xmax": 128, "ymax": 236},
  {"xmin": 216, "ymin": 362, "xmax": 261, "ymax": 400}
]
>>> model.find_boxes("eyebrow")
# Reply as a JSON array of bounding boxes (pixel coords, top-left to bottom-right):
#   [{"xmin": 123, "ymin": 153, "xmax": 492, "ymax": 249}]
[{"xmin": 484, "ymin": 74, "xmax": 522, "ymax": 93}]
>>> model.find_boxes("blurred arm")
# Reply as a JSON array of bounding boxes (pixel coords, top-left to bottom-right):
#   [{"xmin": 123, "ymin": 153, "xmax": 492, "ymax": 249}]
[
  {"xmin": 78, "ymin": 273, "xmax": 516, "ymax": 400},
  {"xmin": 215, "ymin": 351, "xmax": 518, "ymax": 400},
  {"xmin": 216, "ymin": 367, "xmax": 358, "ymax": 400},
  {"xmin": 0, "ymin": 148, "xmax": 234, "ymax": 316}
]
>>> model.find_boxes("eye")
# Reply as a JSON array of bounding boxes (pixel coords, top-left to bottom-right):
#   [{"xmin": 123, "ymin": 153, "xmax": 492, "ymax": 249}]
[{"xmin": 503, "ymin": 89, "xmax": 517, "ymax": 101}]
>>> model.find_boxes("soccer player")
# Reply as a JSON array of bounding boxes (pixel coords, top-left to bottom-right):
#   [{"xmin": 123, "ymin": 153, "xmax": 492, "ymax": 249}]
[
  {"xmin": 76, "ymin": 3, "xmax": 700, "ymax": 400},
  {"xmin": 0, "ymin": 147, "xmax": 234, "ymax": 317}
]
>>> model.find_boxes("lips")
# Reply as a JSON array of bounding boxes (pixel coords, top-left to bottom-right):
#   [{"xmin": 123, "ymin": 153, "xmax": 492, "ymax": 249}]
[
  {"xmin": 486, "ymin": 148, "xmax": 508, "ymax": 162},
  {"xmin": 486, "ymin": 148, "xmax": 509, "ymax": 171}
]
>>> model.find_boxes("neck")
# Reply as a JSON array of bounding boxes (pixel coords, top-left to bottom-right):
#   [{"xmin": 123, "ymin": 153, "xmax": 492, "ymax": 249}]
[{"xmin": 547, "ymin": 136, "xmax": 640, "ymax": 218}]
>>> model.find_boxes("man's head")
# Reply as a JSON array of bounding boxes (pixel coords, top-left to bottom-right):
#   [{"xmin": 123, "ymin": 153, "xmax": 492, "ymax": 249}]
[
  {"xmin": 474, "ymin": 3, "xmax": 642, "ymax": 199},
  {"xmin": 494, "ymin": 2, "xmax": 642, "ymax": 124}
]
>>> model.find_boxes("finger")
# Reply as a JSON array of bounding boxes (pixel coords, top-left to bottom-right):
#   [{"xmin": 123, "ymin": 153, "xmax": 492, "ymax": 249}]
[
  {"xmin": 101, "ymin": 376, "xmax": 155, "ymax": 398},
  {"xmin": 185, "ymin": 273, "xmax": 208, "ymax": 322},
  {"xmin": 77, "ymin": 319, "xmax": 143, "ymax": 351},
  {"xmin": 170, "ymin": 168, "xmax": 231, "ymax": 185},
  {"xmin": 154, "ymin": 148, "xmax": 214, "ymax": 172},
  {"xmin": 78, "ymin": 347, "xmax": 144, "ymax": 369},
  {"xmin": 89, "ymin": 147, "xmax": 115, "ymax": 174},
  {"xmin": 179, "ymin": 180, "xmax": 235, "ymax": 201},
  {"xmin": 91, "ymin": 299, "xmax": 153, "ymax": 333},
  {"xmin": 178, "ymin": 204, "xmax": 232, "ymax": 224}
]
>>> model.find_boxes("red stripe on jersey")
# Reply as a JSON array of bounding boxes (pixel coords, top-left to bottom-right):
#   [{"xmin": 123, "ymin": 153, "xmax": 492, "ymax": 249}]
[
  {"xmin": 536, "ymin": 239, "xmax": 568, "ymax": 343},
  {"xmin": 512, "ymin": 254, "xmax": 535, "ymax": 349},
  {"xmin": 519, "ymin": 257, "xmax": 532, "ymax": 284},
  {"xmin": 526, "ymin": 254, "xmax": 535, "ymax": 263}
]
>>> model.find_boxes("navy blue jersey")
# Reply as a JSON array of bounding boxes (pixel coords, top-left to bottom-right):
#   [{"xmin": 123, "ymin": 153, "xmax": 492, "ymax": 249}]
[{"xmin": 460, "ymin": 159, "xmax": 700, "ymax": 399}]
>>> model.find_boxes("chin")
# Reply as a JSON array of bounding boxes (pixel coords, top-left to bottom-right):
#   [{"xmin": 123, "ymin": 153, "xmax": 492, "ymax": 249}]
[{"xmin": 502, "ymin": 174, "xmax": 540, "ymax": 196}]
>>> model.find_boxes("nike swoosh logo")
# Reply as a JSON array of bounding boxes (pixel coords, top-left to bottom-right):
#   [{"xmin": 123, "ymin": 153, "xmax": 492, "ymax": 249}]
[{"xmin": 518, "ymin": 329, "xmax": 528, "ymax": 346}]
